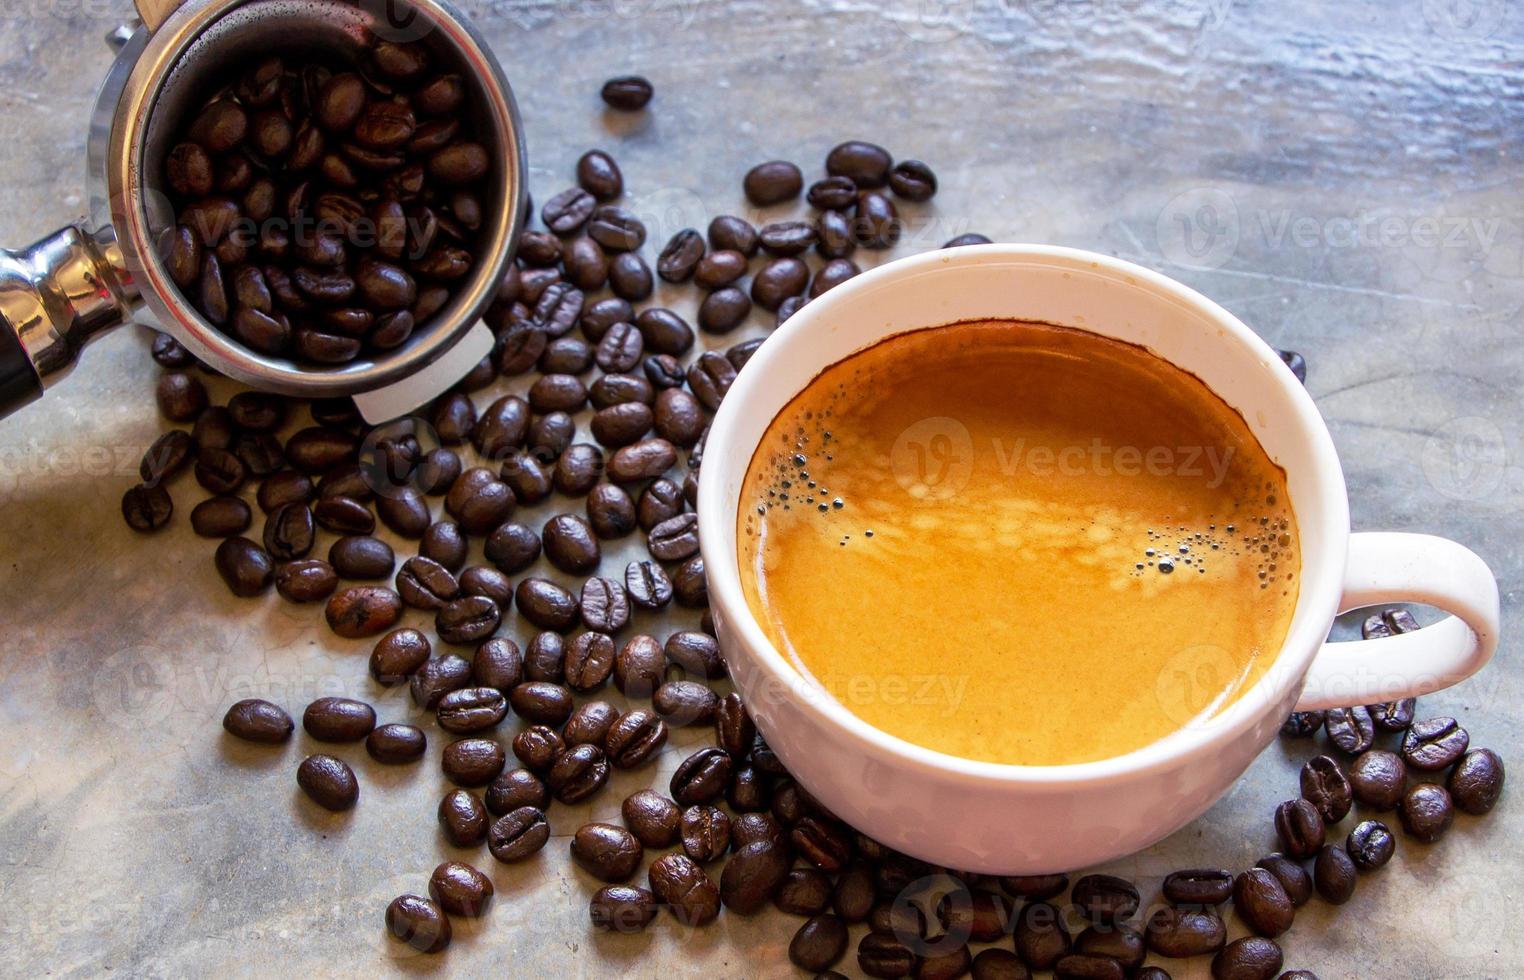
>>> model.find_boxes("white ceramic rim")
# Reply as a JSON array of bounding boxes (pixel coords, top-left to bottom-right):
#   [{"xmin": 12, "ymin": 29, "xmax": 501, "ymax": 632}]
[{"xmin": 698, "ymin": 244, "xmax": 1351, "ymax": 789}]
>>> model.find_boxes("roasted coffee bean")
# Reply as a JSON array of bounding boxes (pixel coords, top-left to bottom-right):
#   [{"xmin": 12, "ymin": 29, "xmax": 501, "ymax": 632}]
[
  {"xmin": 411, "ymin": 654, "xmax": 473, "ymax": 709},
  {"xmin": 369, "ymin": 628, "xmax": 431, "ymax": 684},
  {"xmin": 827, "ymin": 140, "xmax": 892, "ymax": 187},
  {"xmin": 811, "ymin": 257, "xmax": 860, "ymax": 297},
  {"xmin": 258, "ymin": 471, "xmax": 314, "ymax": 514},
  {"xmin": 578, "ymin": 297, "xmax": 632, "ymax": 340},
  {"xmin": 940, "ymin": 887, "xmax": 1014, "ymax": 942},
  {"xmin": 1140, "ymin": 903, "xmax": 1226, "ymax": 958},
  {"xmin": 691, "ymin": 251, "xmax": 745, "ymax": 292},
  {"xmin": 786, "ymin": 915, "xmax": 853, "ymax": 975},
  {"xmin": 578, "ymin": 578, "xmax": 630, "ymax": 634},
  {"xmin": 328, "ymin": 535, "xmax": 395, "ymax": 580},
  {"xmin": 1274, "ymin": 799, "xmax": 1325, "ymax": 859},
  {"xmin": 509, "ymin": 680, "xmax": 575, "ymax": 726},
  {"xmin": 590, "ymin": 884, "xmax": 659, "ymax": 933},
  {"xmin": 727, "ymin": 765, "xmax": 770, "ymax": 812},
  {"xmin": 285, "ymin": 427, "xmax": 357, "ymax": 474},
  {"xmin": 1280, "ymin": 711, "xmax": 1323, "ymax": 737},
  {"xmin": 591, "ymin": 402, "xmax": 654, "ymax": 448},
  {"xmin": 1152, "ymin": 869, "xmax": 1231, "ymax": 910},
  {"xmin": 1370, "ymin": 696, "xmax": 1417, "ymax": 732},
  {"xmin": 808, "ymin": 174, "xmax": 860, "ymax": 210},
  {"xmin": 713, "ymin": 839, "xmax": 788, "ymax": 916},
  {"xmin": 374, "ymin": 486, "xmax": 431, "ymax": 538},
  {"xmin": 428, "ymin": 861, "xmax": 493, "ymax": 918},
  {"xmin": 698, "ymin": 286, "xmax": 752, "ymax": 333},
  {"xmin": 385, "ymin": 894, "xmax": 450, "ymax": 955},
  {"xmin": 190, "ymin": 407, "xmax": 236, "ymax": 454},
  {"xmin": 645, "ymin": 515, "xmax": 700, "ymax": 565},
  {"xmin": 1399, "ymin": 783, "xmax": 1454, "ymax": 842},
  {"xmin": 486, "ymin": 768, "xmax": 548, "ymax": 815},
  {"xmin": 1348, "ymin": 749, "xmax": 1406, "ymax": 810},
  {"xmin": 548, "ymin": 743, "xmax": 610, "ymax": 803},
  {"xmin": 215, "ymin": 536, "xmax": 274, "ymax": 595},
  {"xmin": 571, "ymin": 147, "xmax": 623, "ymax": 200},
  {"xmin": 673, "ymin": 555, "xmax": 707, "ymax": 608},
  {"xmin": 587, "ymin": 487, "xmax": 639, "ymax": 543},
  {"xmin": 653, "ymin": 680, "xmax": 719, "ymax": 725},
  {"xmin": 554, "ymin": 443, "xmax": 606, "ymax": 496},
  {"xmin": 469, "ymin": 637, "xmax": 522, "ymax": 691},
  {"xmin": 759, "ymin": 220, "xmax": 817, "ymax": 257},
  {"xmin": 233, "ymin": 432, "xmax": 285, "ymax": 478},
  {"xmin": 633, "ymin": 306, "xmax": 694, "ymax": 356},
  {"xmin": 649, "ymin": 852, "xmax": 722, "ymax": 927},
  {"xmin": 122, "ymin": 484, "xmax": 174, "ymax": 533},
  {"xmin": 1052, "ymin": 954, "xmax": 1125, "ymax": 980},
  {"xmin": 791, "ymin": 815, "xmax": 852, "ymax": 872},
  {"xmin": 1212, "ymin": 937, "xmax": 1282, "ymax": 980},
  {"xmin": 496, "ymin": 322, "xmax": 549, "ymax": 376},
  {"xmin": 195, "ymin": 448, "xmax": 247, "ymax": 495},
  {"xmin": 262, "ymin": 502, "xmax": 315, "ymax": 561},
  {"xmin": 611, "ymin": 634, "xmax": 663, "ymax": 697},
  {"xmin": 414, "ymin": 523, "xmax": 468, "ymax": 574},
  {"xmin": 593, "ymin": 325, "xmax": 644, "ymax": 381},
  {"xmin": 483, "ymin": 521, "xmax": 540, "ymax": 574},
  {"xmin": 500, "ymin": 453, "xmax": 554, "ymax": 504},
  {"xmin": 608, "ymin": 251, "xmax": 653, "ymax": 300},
  {"xmin": 297, "ymin": 754, "xmax": 358, "ymax": 811},
  {"xmin": 489, "ymin": 805, "xmax": 551, "ymax": 861},
  {"xmin": 650, "ymin": 390, "xmax": 703, "ymax": 451},
  {"xmin": 1312, "ymin": 844, "xmax": 1357, "ymax": 904},
  {"xmin": 441, "ymin": 737, "xmax": 506, "ymax": 787},
  {"xmin": 572, "ymin": 822, "xmax": 644, "ymax": 882},
  {"xmin": 743, "ymin": 160, "xmax": 803, "ymax": 206},
  {"xmin": 437, "ymin": 687, "xmax": 508, "ymax": 734},
  {"xmin": 535, "ymin": 282, "xmax": 586, "ymax": 337},
  {"xmin": 303, "ymin": 697, "xmax": 376, "ymax": 742},
  {"xmin": 472, "ymin": 394, "xmax": 531, "ymax": 458},
  {"xmin": 678, "ymin": 804, "xmax": 731, "ymax": 863},
  {"xmin": 151, "ymin": 330, "xmax": 194, "ymax": 367},
  {"xmin": 518, "ymin": 229, "xmax": 563, "ymax": 267},
  {"xmin": 709, "ymin": 693, "xmax": 758, "ymax": 760},
  {"xmin": 887, "ymin": 159, "xmax": 937, "ymax": 201},
  {"xmin": 664, "ymin": 630, "xmax": 722, "ymax": 680},
  {"xmin": 608, "ymin": 437, "xmax": 677, "ymax": 483},
  {"xmin": 512, "ymin": 724, "xmax": 565, "ymax": 773},
  {"xmin": 671, "ymin": 747, "xmax": 734, "ymax": 807},
  {"xmin": 325, "ymin": 586, "xmax": 402, "ymax": 637},
  {"xmin": 140, "ymin": 430, "xmax": 193, "ymax": 487},
  {"xmin": 600, "ymin": 709, "xmax": 665, "ymax": 771},
  {"xmin": 438, "ymin": 788, "xmax": 490, "ymax": 846},
  {"xmin": 600, "ymin": 75, "xmax": 652, "ymax": 110},
  {"xmin": 1402, "ymin": 716, "xmax": 1469, "ymax": 771},
  {"xmin": 591, "ymin": 372, "xmax": 657, "ymax": 410},
  {"xmin": 515, "ymin": 578, "xmax": 580, "ymax": 632},
  {"xmin": 637, "ymin": 478, "xmax": 684, "ymax": 529},
  {"xmin": 1323, "ymin": 705, "xmax": 1374, "ymax": 754},
  {"xmin": 445, "ymin": 474, "xmax": 514, "ymax": 536},
  {"xmin": 523, "ymin": 632, "xmax": 566, "ymax": 682},
  {"xmin": 543, "ymin": 514, "xmax": 601, "ymax": 573},
  {"xmin": 625, "ymin": 560, "xmax": 675, "ymax": 614},
  {"xmin": 367, "ymin": 723, "xmax": 427, "ymax": 764},
  {"xmin": 775, "ymin": 867, "xmax": 834, "ymax": 916},
  {"xmin": 1299, "ymin": 754, "xmax": 1353, "ymax": 824},
  {"xmin": 565, "ymin": 236, "xmax": 611, "ymax": 289},
  {"xmin": 312, "ymin": 495, "xmax": 374, "ymax": 536},
  {"xmin": 854, "ymin": 191, "xmax": 902, "ymax": 249},
  {"xmin": 190, "ymin": 497, "xmax": 251, "ymax": 538},
  {"xmin": 751, "ymin": 256, "xmax": 809, "ymax": 310},
  {"xmin": 857, "ymin": 929, "xmax": 916, "ymax": 978},
  {"xmin": 565, "ymin": 631, "xmax": 616, "ymax": 691},
  {"xmin": 560, "ymin": 701, "xmax": 619, "ymax": 750},
  {"xmin": 970, "ymin": 948, "xmax": 1030, "ymax": 980},
  {"xmin": 1449, "ymin": 748, "xmax": 1505, "ymax": 815},
  {"xmin": 586, "ymin": 205, "xmax": 646, "ymax": 252},
  {"xmin": 815, "ymin": 207, "xmax": 856, "ymax": 259},
  {"xmin": 707, "ymin": 214, "xmax": 758, "ymax": 256},
  {"xmin": 437, "ymin": 594, "xmax": 502, "ymax": 645},
  {"xmin": 1254, "ymin": 853, "xmax": 1312, "ymax": 907},
  {"xmin": 528, "ymin": 411, "xmax": 576, "ymax": 462},
  {"xmin": 1072, "ymin": 874, "xmax": 1139, "ymax": 924},
  {"xmin": 620, "ymin": 790, "xmax": 682, "ymax": 849},
  {"xmin": 1278, "ymin": 348, "xmax": 1308, "ymax": 383},
  {"xmin": 222, "ymin": 699, "xmax": 294, "ymax": 743},
  {"xmin": 1231, "ymin": 869, "xmax": 1293, "ymax": 938}
]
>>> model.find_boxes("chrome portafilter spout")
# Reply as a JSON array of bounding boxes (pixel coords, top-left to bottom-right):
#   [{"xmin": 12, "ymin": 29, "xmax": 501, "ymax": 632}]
[{"xmin": 0, "ymin": 0, "xmax": 526, "ymax": 423}]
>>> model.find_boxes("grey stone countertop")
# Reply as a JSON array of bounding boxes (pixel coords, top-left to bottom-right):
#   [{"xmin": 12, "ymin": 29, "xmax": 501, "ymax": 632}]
[{"xmin": 0, "ymin": 0, "xmax": 1520, "ymax": 976}]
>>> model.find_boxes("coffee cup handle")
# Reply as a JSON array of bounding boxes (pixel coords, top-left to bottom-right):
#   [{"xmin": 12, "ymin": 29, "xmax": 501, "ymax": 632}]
[{"xmin": 1294, "ymin": 532, "xmax": 1500, "ymax": 711}]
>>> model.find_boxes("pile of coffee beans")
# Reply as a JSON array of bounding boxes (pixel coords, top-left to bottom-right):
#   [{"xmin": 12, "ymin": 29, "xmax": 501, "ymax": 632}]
[
  {"xmin": 140, "ymin": 75, "xmax": 1495, "ymax": 976},
  {"xmin": 158, "ymin": 37, "xmax": 492, "ymax": 364}
]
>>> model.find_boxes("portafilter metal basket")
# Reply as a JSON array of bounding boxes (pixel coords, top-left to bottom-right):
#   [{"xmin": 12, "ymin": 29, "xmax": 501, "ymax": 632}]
[{"xmin": 0, "ymin": 0, "xmax": 525, "ymax": 423}]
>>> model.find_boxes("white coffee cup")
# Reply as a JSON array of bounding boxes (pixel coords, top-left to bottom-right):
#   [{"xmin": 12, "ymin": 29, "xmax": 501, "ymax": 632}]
[{"xmin": 696, "ymin": 244, "xmax": 1500, "ymax": 874}]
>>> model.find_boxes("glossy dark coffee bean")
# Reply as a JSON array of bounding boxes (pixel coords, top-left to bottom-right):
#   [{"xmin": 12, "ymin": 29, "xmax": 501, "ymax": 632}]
[
  {"xmin": 624, "ymin": 562, "xmax": 674, "ymax": 616},
  {"xmin": 261, "ymin": 502, "xmax": 314, "ymax": 561},
  {"xmin": 1212, "ymin": 937, "xmax": 1282, "ymax": 980},
  {"xmin": 488, "ymin": 805, "xmax": 551, "ymax": 862},
  {"xmin": 888, "ymin": 159, "xmax": 937, "ymax": 201},
  {"xmin": 574, "ymin": 148, "xmax": 623, "ymax": 200},
  {"xmin": 587, "ymin": 205, "xmax": 646, "ymax": 252},
  {"xmin": 858, "ymin": 929, "xmax": 915, "ymax": 978},
  {"xmin": 1450, "ymin": 748, "xmax": 1505, "ymax": 815},
  {"xmin": 547, "ymin": 743, "xmax": 611, "ymax": 803},
  {"xmin": 708, "ymin": 214, "xmax": 759, "ymax": 256},
  {"xmin": 417, "ymin": 521, "xmax": 467, "ymax": 572},
  {"xmin": 565, "ymin": 631, "xmax": 616, "ymax": 691},
  {"xmin": 1313, "ymin": 843, "xmax": 1357, "ymax": 904},
  {"xmin": 577, "ymin": 578, "xmax": 630, "ymax": 634},
  {"xmin": 122, "ymin": 484, "xmax": 174, "ymax": 533},
  {"xmin": 854, "ymin": 191, "xmax": 902, "ymax": 249},
  {"xmin": 587, "ymin": 486, "xmax": 639, "ymax": 542},
  {"xmin": 1348, "ymin": 749, "xmax": 1407, "ymax": 810},
  {"xmin": 324, "ymin": 586, "xmax": 402, "ymax": 638},
  {"xmin": 826, "ymin": 140, "xmax": 892, "ymax": 187},
  {"xmin": 302, "ymin": 697, "xmax": 375, "ymax": 742},
  {"xmin": 486, "ymin": 768, "xmax": 548, "ymax": 815},
  {"xmin": 328, "ymin": 535, "xmax": 395, "ymax": 580},
  {"xmin": 811, "ymin": 257, "xmax": 860, "ymax": 297},
  {"xmin": 759, "ymin": 219, "xmax": 817, "ymax": 257},
  {"xmin": 195, "ymin": 448, "xmax": 247, "ymax": 495},
  {"xmin": 1162, "ymin": 868, "xmax": 1233, "ymax": 907},
  {"xmin": 222, "ymin": 699, "xmax": 294, "ymax": 743},
  {"xmin": 1072, "ymin": 874, "xmax": 1139, "ymax": 924},
  {"xmin": 384, "ymin": 894, "xmax": 450, "ymax": 954},
  {"xmin": 511, "ymin": 725, "xmax": 565, "ymax": 774},
  {"xmin": 439, "ymin": 737, "xmax": 505, "ymax": 787},
  {"xmin": 632, "ymin": 307, "xmax": 694, "ymax": 357},
  {"xmin": 1232, "ymin": 869, "xmax": 1294, "ymax": 937},
  {"xmin": 619, "ymin": 789, "xmax": 681, "ymax": 848},
  {"xmin": 1402, "ymin": 716, "xmax": 1469, "ymax": 771},
  {"xmin": 428, "ymin": 861, "xmax": 493, "ymax": 918},
  {"xmin": 590, "ymin": 402, "xmax": 653, "ymax": 450},
  {"xmin": 751, "ymin": 256, "xmax": 809, "ymax": 310},
  {"xmin": 515, "ymin": 578, "xmax": 580, "ymax": 632},
  {"xmin": 467, "ymin": 637, "xmax": 521, "ymax": 692},
  {"xmin": 509, "ymin": 681, "xmax": 575, "ymax": 725},
  {"xmin": 367, "ymin": 723, "xmax": 427, "ymax": 764},
  {"xmin": 590, "ymin": 884, "xmax": 658, "ymax": 933},
  {"xmin": 554, "ymin": 443, "xmax": 606, "ymax": 496},
  {"xmin": 156, "ymin": 371, "xmax": 208, "ymax": 421},
  {"xmin": 671, "ymin": 747, "xmax": 734, "ymax": 807},
  {"xmin": 743, "ymin": 160, "xmax": 803, "ymax": 206},
  {"xmin": 653, "ymin": 680, "xmax": 719, "ymax": 725},
  {"xmin": 1247, "ymin": 855, "xmax": 1308, "ymax": 911},
  {"xmin": 485, "ymin": 521, "xmax": 541, "ymax": 574},
  {"xmin": 649, "ymin": 853, "xmax": 721, "ymax": 926},
  {"xmin": 600, "ymin": 75, "xmax": 652, "ymax": 110},
  {"xmin": 791, "ymin": 815, "xmax": 852, "ymax": 872},
  {"xmin": 571, "ymin": 822, "xmax": 644, "ymax": 884},
  {"xmin": 1273, "ymin": 799, "xmax": 1325, "ymax": 859},
  {"xmin": 190, "ymin": 497, "xmax": 250, "ymax": 538},
  {"xmin": 1399, "ymin": 783, "xmax": 1454, "ymax": 843},
  {"xmin": 1280, "ymin": 711, "xmax": 1323, "ymax": 737},
  {"xmin": 522, "ymin": 632, "xmax": 566, "ymax": 683},
  {"xmin": 970, "ymin": 948, "xmax": 1031, "ymax": 980},
  {"xmin": 542, "ymin": 513, "xmax": 601, "ymax": 573},
  {"xmin": 637, "ymin": 478, "xmax": 684, "ymax": 529},
  {"xmin": 1324, "ymin": 705, "xmax": 1374, "ymax": 754},
  {"xmin": 676, "ymin": 804, "xmax": 730, "ymax": 863},
  {"xmin": 140, "ymin": 430, "xmax": 193, "ymax": 487},
  {"xmin": 608, "ymin": 437, "xmax": 677, "ymax": 483},
  {"xmin": 1299, "ymin": 754, "xmax": 1353, "ymax": 824},
  {"xmin": 437, "ymin": 686, "xmax": 508, "ymax": 734},
  {"xmin": 775, "ymin": 867, "xmax": 834, "ymax": 916},
  {"xmin": 369, "ymin": 628, "xmax": 431, "ymax": 685},
  {"xmin": 698, "ymin": 286, "xmax": 752, "ymax": 333},
  {"xmin": 410, "ymin": 654, "xmax": 473, "ymax": 710},
  {"xmin": 375, "ymin": 486, "xmax": 431, "ymax": 538},
  {"xmin": 215, "ymin": 536, "xmax": 274, "ymax": 596},
  {"xmin": 297, "ymin": 754, "xmax": 358, "ymax": 811},
  {"xmin": 1144, "ymin": 905, "xmax": 1225, "ymax": 958},
  {"xmin": 611, "ymin": 634, "xmax": 663, "ymax": 697},
  {"xmin": 312, "ymin": 496, "xmax": 374, "ymax": 536},
  {"xmin": 438, "ymin": 789, "xmax": 490, "ymax": 846}
]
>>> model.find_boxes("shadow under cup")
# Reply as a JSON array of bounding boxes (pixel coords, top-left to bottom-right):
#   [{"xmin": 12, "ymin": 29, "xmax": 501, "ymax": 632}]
[{"xmin": 698, "ymin": 245, "xmax": 1351, "ymax": 873}]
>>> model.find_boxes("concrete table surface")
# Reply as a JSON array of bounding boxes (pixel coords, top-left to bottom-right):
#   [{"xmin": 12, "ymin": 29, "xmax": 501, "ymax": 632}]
[{"xmin": 0, "ymin": 0, "xmax": 1520, "ymax": 976}]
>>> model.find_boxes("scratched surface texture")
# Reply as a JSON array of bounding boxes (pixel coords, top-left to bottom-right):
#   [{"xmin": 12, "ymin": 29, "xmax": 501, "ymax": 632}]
[{"xmin": 0, "ymin": 0, "xmax": 1520, "ymax": 977}]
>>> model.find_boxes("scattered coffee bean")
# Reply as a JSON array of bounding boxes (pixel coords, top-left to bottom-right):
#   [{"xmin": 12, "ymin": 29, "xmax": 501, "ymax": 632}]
[
  {"xmin": 1399, "ymin": 783, "xmax": 1454, "ymax": 843},
  {"xmin": 222, "ymin": 699, "xmax": 294, "ymax": 743},
  {"xmin": 439, "ymin": 788, "xmax": 490, "ymax": 846},
  {"xmin": 590, "ymin": 884, "xmax": 659, "ymax": 933},
  {"xmin": 547, "ymin": 743, "xmax": 610, "ymax": 803},
  {"xmin": 303, "ymin": 697, "xmax": 376, "ymax": 742},
  {"xmin": 649, "ymin": 853, "xmax": 721, "ymax": 926},
  {"xmin": 1273, "ymin": 799, "xmax": 1325, "ymax": 859},
  {"xmin": 1280, "ymin": 711, "xmax": 1323, "ymax": 737},
  {"xmin": 1299, "ymin": 754, "xmax": 1353, "ymax": 824},
  {"xmin": 1401, "ymin": 716, "xmax": 1469, "ymax": 771},
  {"xmin": 325, "ymin": 586, "xmax": 403, "ymax": 638},
  {"xmin": 1449, "ymin": 748, "xmax": 1505, "ymax": 815},
  {"xmin": 385, "ymin": 894, "xmax": 450, "ymax": 954},
  {"xmin": 1231, "ymin": 869, "xmax": 1293, "ymax": 937},
  {"xmin": 1312, "ymin": 843, "xmax": 1357, "ymax": 905},
  {"xmin": 672, "ymin": 747, "xmax": 734, "ymax": 806},
  {"xmin": 489, "ymin": 806, "xmax": 551, "ymax": 862},
  {"xmin": 1323, "ymin": 705, "xmax": 1374, "ymax": 754},
  {"xmin": 1072, "ymin": 874, "xmax": 1140, "ymax": 923},
  {"xmin": 653, "ymin": 679, "xmax": 719, "ymax": 725},
  {"xmin": 605, "ymin": 708, "xmax": 669, "ymax": 769},
  {"xmin": 601, "ymin": 75, "xmax": 653, "ymax": 111},
  {"xmin": 826, "ymin": 140, "xmax": 892, "ymax": 188},
  {"xmin": 1346, "ymin": 819, "xmax": 1395, "ymax": 871},
  {"xmin": 1348, "ymin": 749, "xmax": 1407, "ymax": 810},
  {"xmin": 366, "ymin": 723, "xmax": 427, "ymax": 764},
  {"xmin": 1145, "ymin": 905, "xmax": 1226, "ymax": 958},
  {"xmin": 297, "ymin": 754, "xmax": 358, "ymax": 811},
  {"xmin": 1212, "ymin": 936, "xmax": 1281, "ymax": 980},
  {"xmin": 888, "ymin": 159, "xmax": 937, "ymax": 201},
  {"xmin": 441, "ymin": 737, "xmax": 506, "ymax": 786},
  {"xmin": 572, "ymin": 822, "xmax": 644, "ymax": 882},
  {"xmin": 411, "ymin": 654, "xmax": 473, "ymax": 709},
  {"xmin": 429, "ymin": 861, "xmax": 494, "ymax": 917},
  {"xmin": 1255, "ymin": 853, "xmax": 1312, "ymax": 907},
  {"xmin": 215, "ymin": 536, "xmax": 274, "ymax": 596}
]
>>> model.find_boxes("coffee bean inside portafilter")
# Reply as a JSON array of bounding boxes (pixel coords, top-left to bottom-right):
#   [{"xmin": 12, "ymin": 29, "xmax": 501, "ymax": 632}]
[{"xmin": 159, "ymin": 40, "xmax": 494, "ymax": 365}]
